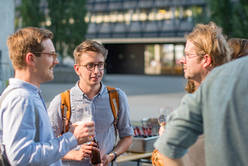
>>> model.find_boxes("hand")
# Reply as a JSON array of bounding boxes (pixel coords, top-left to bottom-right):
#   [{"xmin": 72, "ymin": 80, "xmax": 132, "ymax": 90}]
[
  {"xmin": 75, "ymin": 142, "xmax": 99, "ymax": 160},
  {"xmin": 159, "ymin": 123, "xmax": 166, "ymax": 136},
  {"xmin": 70, "ymin": 121, "xmax": 95, "ymax": 144},
  {"xmin": 62, "ymin": 141, "xmax": 99, "ymax": 161},
  {"xmin": 101, "ymin": 153, "xmax": 114, "ymax": 166}
]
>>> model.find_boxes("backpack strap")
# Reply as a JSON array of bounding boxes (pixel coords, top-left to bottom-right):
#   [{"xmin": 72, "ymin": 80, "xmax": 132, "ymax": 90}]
[
  {"xmin": 60, "ymin": 90, "xmax": 71, "ymax": 134},
  {"xmin": 106, "ymin": 86, "xmax": 119, "ymax": 140}
]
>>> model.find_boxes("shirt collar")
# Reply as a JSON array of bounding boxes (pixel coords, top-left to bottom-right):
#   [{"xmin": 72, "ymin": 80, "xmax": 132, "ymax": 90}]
[
  {"xmin": 74, "ymin": 81, "xmax": 106, "ymax": 99},
  {"xmin": 9, "ymin": 78, "xmax": 41, "ymax": 94}
]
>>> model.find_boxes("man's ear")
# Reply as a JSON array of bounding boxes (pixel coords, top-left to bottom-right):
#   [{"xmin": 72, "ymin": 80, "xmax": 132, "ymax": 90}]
[
  {"xmin": 202, "ymin": 54, "xmax": 212, "ymax": 68},
  {"xmin": 73, "ymin": 64, "xmax": 80, "ymax": 75},
  {"xmin": 25, "ymin": 52, "xmax": 36, "ymax": 66}
]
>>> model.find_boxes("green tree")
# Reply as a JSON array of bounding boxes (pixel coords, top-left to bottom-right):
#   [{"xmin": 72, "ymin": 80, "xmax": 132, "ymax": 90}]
[
  {"xmin": 46, "ymin": 0, "xmax": 88, "ymax": 59},
  {"xmin": 16, "ymin": 0, "xmax": 45, "ymax": 28},
  {"xmin": 231, "ymin": 0, "xmax": 248, "ymax": 38},
  {"xmin": 206, "ymin": 0, "xmax": 233, "ymax": 36}
]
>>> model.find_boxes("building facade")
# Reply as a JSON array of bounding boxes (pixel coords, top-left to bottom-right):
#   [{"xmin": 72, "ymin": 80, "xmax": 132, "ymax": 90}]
[
  {"xmin": 85, "ymin": 0, "xmax": 206, "ymax": 75},
  {"xmin": 0, "ymin": 0, "xmax": 15, "ymax": 93}
]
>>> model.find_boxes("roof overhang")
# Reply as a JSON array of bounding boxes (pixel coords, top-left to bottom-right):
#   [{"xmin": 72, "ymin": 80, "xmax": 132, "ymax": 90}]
[{"xmin": 91, "ymin": 37, "xmax": 186, "ymax": 44}]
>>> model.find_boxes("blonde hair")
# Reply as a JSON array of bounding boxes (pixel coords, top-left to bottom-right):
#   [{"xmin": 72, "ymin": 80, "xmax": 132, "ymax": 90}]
[
  {"xmin": 73, "ymin": 40, "xmax": 108, "ymax": 64},
  {"xmin": 186, "ymin": 22, "xmax": 231, "ymax": 67},
  {"xmin": 7, "ymin": 27, "xmax": 53, "ymax": 70}
]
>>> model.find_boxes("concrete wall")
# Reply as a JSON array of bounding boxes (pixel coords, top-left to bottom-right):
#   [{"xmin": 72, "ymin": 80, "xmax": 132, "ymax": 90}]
[
  {"xmin": 0, "ymin": 0, "xmax": 15, "ymax": 92},
  {"xmin": 48, "ymin": 66, "xmax": 78, "ymax": 83}
]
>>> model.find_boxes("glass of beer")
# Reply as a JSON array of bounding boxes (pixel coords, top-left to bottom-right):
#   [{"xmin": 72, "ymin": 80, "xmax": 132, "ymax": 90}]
[{"xmin": 75, "ymin": 103, "xmax": 93, "ymax": 124}]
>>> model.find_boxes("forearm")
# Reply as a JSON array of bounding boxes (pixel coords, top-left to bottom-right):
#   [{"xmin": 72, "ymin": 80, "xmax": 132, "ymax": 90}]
[
  {"xmin": 5, "ymin": 132, "xmax": 77, "ymax": 165},
  {"xmin": 112, "ymin": 136, "xmax": 133, "ymax": 155}
]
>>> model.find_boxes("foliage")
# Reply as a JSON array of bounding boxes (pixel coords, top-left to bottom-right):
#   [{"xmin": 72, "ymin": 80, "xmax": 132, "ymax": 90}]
[
  {"xmin": 46, "ymin": 0, "xmax": 88, "ymax": 59},
  {"xmin": 206, "ymin": 0, "xmax": 233, "ymax": 36},
  {"xmin": 231, "ymin": 0, "xmax": 248, "ymax": 38},
  {"xmin": 16, "ymin": 0, "xmax": 45, "ymax": 27},
  {"xmin": 16, "ymin": 0, "xmax": 88, "ymax": 59},
  {"xmin": 205, "ymin": 0, "xmax": 248, "ymax": 38}
]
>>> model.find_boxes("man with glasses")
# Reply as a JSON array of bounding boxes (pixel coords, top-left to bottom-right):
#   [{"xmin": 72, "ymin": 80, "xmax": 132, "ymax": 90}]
[
  {"xmin": 48, "ymin": 40, "xmax": 133, "ymax": 166},
  {"xmin": 180, "ymin": 22, "xmax": 231, "ymax": 91},
  {"xmin": 0, "ymin": 27, "xmax": 95, "ymax": 165},
  {"xmin": 155, "ymin": 22, "xmax": 231, "ymax": 166},
  {"xmin": 154, "ymin": 54, "xmax": 248, "ymax": 166}
]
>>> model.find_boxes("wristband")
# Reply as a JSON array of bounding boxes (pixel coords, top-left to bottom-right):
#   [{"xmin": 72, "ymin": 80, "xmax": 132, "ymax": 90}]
[{"xmin": 112, "ymin": 152, "xmax": 118, "ymax": 161}]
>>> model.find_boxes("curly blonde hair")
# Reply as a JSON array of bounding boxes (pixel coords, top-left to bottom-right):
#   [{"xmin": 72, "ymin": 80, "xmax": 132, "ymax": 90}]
[{"xmin": 186, "ymin": 22, "xmax": 231, "ymax": 67}]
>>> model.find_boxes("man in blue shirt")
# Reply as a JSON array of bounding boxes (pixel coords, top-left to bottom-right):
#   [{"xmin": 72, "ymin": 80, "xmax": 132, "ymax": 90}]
[
  {"xmin": 155, "ymin": 56, "xmax": 248, "ymax": 166},
  {"xmin": 0, "ymin": 27, "xmax": 95, "ymax": 165},
  {"xmin": 48, "ymin": 40, "xmax": 133, "ymax": 166}
]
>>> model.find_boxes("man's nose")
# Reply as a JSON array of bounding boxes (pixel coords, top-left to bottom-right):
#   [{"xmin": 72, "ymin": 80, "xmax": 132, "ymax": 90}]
[
  {"xmin": 54, "ymin": 57, "xmax": 59, "ymax": 65},
  {"xmin": 177, "ymin": 56, "xmax": 186, "ymax": 65},
  {"xmin": 93, "ymin": 65, "xmax": 100, "ymax": 73}
]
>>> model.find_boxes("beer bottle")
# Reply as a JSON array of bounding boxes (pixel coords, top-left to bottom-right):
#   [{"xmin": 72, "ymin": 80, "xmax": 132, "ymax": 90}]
[{"xmin": 91, "ymin": 137, "xmax": 101, "ymax": 164}]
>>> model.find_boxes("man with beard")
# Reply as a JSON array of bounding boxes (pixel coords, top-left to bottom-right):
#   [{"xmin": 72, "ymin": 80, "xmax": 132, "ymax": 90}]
[{"xmin": 0, "ymin": 27, "xmax": 95, "ymax": 165}]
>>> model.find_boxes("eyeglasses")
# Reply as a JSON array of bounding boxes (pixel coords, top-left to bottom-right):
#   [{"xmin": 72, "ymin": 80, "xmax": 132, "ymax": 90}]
[
  {"xmin": 184, "ymin": 53, "xmax": 201, "ymax": 59},
  {"xmin": 78, "ymin": 62, "xmax": 105, "ymax": 71},
  {"xmin": 33, "ymin": 52, "xmax": 58, "ymax": 60}
]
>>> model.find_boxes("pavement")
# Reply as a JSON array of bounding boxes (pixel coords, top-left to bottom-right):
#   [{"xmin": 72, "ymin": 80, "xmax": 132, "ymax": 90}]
[{"xmin": 40, "ymin": 74, "xmax": 186, "ymax": 122}]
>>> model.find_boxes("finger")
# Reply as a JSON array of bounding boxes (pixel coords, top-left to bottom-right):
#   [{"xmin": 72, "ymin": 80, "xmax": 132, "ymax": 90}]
[
  {"xmin": 84, "ymin": 152, "xmax": 91, "ymax": 159},
  {"xmin": 84, "ymin": 121, "xmax": 95, "ymax": 127},
  {"xmin": 83, "ymin": 149, "xmax": 93, "ymax": 155}
]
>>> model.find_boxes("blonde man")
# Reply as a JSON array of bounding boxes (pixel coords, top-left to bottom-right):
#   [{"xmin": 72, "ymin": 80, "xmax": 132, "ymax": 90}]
[
  {"xmin": 181, "ymin": 22, "xmax": 231, "ymax": 90},
  {"xmin": 48, "ymin": 40, "xmax": 133, "ymax": 166},
  {"xmin": 156, "ymin": 22, "xmax": 231, "ymax": 166},
  {"xmin": 0, "ymin": 27, "xmax": 95, "ymax": 165}
]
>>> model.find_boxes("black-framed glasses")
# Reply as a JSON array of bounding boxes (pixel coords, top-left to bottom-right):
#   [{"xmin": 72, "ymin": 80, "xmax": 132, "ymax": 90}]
[
  {"xmin": 33, "ymin": 52, "xmax": 58, "ymax": 60},
  {"xmin": 77, "ymin": 62, "xmax": 105, "ymax": 71}
]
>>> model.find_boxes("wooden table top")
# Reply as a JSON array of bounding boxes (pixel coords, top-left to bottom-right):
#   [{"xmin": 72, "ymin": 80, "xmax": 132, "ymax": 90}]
[{"xmin": 116, "ymin": 152, "xmax": 152, "ymax": 163}]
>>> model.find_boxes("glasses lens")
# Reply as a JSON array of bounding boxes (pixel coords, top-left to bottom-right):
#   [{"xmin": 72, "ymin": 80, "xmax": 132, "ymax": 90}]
[
  {"xmin": 98, "ymin": 63, "xmax": 104, "ymax": 69},
  {"xmin": 86, "ymin": 63, "xmax": 95, "ymax": 70}
]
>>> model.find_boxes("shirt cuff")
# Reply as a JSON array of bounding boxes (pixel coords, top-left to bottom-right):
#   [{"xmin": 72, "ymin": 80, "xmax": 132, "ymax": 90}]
[{"xmin": 62, "ymin": 132, "xmax": 78, "ymax": 149}]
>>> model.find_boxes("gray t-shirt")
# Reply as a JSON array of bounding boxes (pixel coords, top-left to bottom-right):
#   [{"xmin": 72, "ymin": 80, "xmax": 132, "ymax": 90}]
[
  {"xmin": 155, "ymin": 56, "xmax": 248, "ymax": 166},
  {"xmin": 48, "ymin": 83, "xmax": 133, "ymax": 166}
]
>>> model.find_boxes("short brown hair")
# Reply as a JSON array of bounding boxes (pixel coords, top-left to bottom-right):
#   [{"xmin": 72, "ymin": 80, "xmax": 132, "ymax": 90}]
[
  {"xmin": 186, "ymin": 22, "xmax": 231, "ymax": 67},
  {"xmin": 228, "ymin": 38, "xmax": 248, "ymax": 59},
  {"xmin": 73, "ymin": 40, "xmax": 108, "ymax": 64},
  {"xmin": 7, "ymin": 27, "xmax": 53, "ymax": 70}
]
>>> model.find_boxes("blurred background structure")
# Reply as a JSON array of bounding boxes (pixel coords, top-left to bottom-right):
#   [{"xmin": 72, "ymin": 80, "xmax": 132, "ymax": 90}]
[
  {"xmin": 85, "ymin": 0, "xmax": 206, "ymax": 75},
  {"xmin": 0, "ymin": 0, "xmax": 15, "ymax": 93},
  {"xmin": 1, "ymin": 0, "xmax": 248, "ymax": 90}
]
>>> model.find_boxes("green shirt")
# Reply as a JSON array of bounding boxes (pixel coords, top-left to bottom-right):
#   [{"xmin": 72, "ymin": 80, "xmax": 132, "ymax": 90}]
[{"xmin": 155, "ymin": 56, "xmax": 248, "ymax": 166}]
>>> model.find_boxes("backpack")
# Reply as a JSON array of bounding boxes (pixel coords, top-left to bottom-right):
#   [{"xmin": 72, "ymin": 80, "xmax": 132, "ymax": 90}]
[{"xmin": 60, "ymin": 86, "xmax": 119, "ymax": 139}]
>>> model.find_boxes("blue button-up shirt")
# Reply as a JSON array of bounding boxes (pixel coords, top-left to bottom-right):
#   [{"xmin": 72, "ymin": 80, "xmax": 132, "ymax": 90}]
[
  {"xmin": 0, "ymin": 78, "xmax": 78, "ymax": 165},
  {"xmin": 48, "ymin": 82, "xmax": 133, "ymax": 166}
]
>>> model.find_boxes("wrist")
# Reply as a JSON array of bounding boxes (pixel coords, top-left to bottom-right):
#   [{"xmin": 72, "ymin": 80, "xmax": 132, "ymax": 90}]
[{"xmin": 110, "ymin": 151, "xmax": 118, "ymax": 161}]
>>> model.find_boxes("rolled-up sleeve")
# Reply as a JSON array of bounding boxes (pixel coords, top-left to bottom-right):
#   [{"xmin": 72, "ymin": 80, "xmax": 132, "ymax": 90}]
[
  {"xmin": 2, "ymin": 92, "xmax": 77, "ymax": 165},
  {"xmin": 154, "ymin": 91, "xmax": 203, "ymax": 159},
  {"xmin": 117, "ymin": 89, "xmax": 134, "ymax": 138}
]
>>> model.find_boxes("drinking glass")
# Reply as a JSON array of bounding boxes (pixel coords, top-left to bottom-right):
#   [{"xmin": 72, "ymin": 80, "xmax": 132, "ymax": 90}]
[
  {"xmin": 74, "ymin": 103, "xmax": 93, "ymax": 150},
  {"xmin": 158, "ymin": 107, "xmax": 172, "ymax": 126},
  {"xmin": 75, "ymin": 103, "xmax": 93, "ymax": 125}
]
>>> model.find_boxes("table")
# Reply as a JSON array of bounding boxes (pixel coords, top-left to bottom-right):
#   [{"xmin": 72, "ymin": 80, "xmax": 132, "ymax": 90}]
[{"xmin": 116, "ymin": 152, "xmax": 152, "ymax": 166}]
